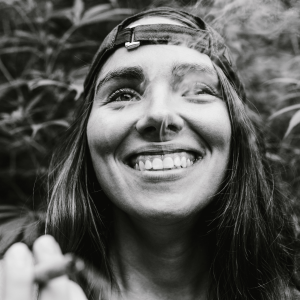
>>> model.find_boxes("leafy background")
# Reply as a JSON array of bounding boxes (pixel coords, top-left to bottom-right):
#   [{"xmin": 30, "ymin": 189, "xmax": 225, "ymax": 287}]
[{"xmin": 0, "ymin": 0, "xmax": 299, "ymax": 226}]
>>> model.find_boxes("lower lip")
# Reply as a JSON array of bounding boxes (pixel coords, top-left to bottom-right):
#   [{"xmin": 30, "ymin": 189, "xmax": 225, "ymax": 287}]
[{"xmin": 123, "ymin": 160, "xmax": 201, "ymax": 182}]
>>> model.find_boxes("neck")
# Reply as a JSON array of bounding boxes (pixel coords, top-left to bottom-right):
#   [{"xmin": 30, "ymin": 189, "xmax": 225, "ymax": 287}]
[{"xmin": 109, "ymin": 208, "xmax": 211, "ymax": 300}]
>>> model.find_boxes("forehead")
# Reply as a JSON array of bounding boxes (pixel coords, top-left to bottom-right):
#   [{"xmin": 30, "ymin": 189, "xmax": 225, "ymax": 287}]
[{"xmin": 97, "ymin": 44, "xmax": 218, "ymax": 84}]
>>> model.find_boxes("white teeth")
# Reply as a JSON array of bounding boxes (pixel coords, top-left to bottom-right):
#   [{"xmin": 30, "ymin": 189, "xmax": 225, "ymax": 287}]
[
  {"xmin": 187, "ymin": 158, "xmax": 191, "ymax": 167},
  {"xmin": 181, "ymin": 156, "xmax": 187, "ymax": 168},
  {"xmin": 153, "ymin": 158, "xmax": 163, "ymax": 170},
  {"xmin": 139, "ymin": 161, "xmax": 145, "ymax": 171},
  {"xmin": 174, "ymin": 156, "xmax": 181, "ymax": 167},
  {"xmin": 131, "ymin": 152, "xmax": 202, "ymax": 171},
  {"xmin": 163, "ymin": 157, "xmax": 174, "ymax": 169},
  {"xmin": 145, "ymin": 160, "xmax": 152, "ymax": 170}
]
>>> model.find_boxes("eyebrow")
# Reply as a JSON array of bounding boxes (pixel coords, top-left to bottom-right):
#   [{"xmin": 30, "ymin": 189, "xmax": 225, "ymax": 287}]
[
  {"xmin": 171, "ymin": 63, "xmax": 217, "ymax": 78},
  {"xmin": 96, "ymin": 66, "xmax": 145, "ymax": 94},
  {"xmin": 95, "ymin": 62, "xmax": 218, "ymax": 95}
]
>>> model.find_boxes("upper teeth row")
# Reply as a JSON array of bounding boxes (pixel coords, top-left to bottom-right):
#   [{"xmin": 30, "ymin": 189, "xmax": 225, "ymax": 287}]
[{"xmin": 134, "ymin": 156, "xmax": 200, "ymax": 171}]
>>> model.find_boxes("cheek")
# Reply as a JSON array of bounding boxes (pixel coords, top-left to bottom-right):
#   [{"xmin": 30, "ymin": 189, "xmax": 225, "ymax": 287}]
[
  {"xmin": 87, "ymin": 107, "xmax": 134, "ymax": 156},
  {"xmin": 183, "ymin": 103, "xmax": 231, "ymax": 151},
  {"xmin": 87, "ymin": 109, "xmax": 130, "ymax": 196}
]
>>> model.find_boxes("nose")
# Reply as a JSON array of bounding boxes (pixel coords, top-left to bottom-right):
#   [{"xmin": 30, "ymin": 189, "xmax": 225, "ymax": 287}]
[{"xmin": 135, "ymin": 89, "xmax": 184, "ymax": 141}]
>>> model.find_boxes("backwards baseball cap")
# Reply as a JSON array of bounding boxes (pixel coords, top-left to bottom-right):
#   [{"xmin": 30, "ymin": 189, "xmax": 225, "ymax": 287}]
[{"xmin": 83, "ymin": 7, "xmax": 246, "ymax": 101}]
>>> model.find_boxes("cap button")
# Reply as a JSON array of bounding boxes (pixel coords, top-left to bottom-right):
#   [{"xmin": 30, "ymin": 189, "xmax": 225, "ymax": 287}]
[{"xmin": 125, "ymin": 32, "xmax": 140, "ymax": 50}]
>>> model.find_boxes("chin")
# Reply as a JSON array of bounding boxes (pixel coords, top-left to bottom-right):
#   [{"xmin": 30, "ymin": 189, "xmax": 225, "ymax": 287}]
[{"xmin": 129, "ymin": 195, "xmax": 206, "ymax": 222}]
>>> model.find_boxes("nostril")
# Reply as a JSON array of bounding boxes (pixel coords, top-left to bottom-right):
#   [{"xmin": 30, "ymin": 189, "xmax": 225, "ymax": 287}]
[
  {"xmin": 144, "ymin": 126, "xmax": 157, "ymax": 134},
  {"xmin": 135, "ymin": 114, "xmax": 184, "ymax": 139},
  {"xmin": 142, "ymin": 124, "xmax": 178, "ymax": 135},
  {"xmin": 167, "ymin": 124, "xmax": 178, "ymax": 132}
]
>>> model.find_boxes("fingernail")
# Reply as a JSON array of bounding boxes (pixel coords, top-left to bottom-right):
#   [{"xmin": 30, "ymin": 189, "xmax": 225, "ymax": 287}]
[
  {"xmin": 5, "ymin": 243, "xmax": 31, "ymax": 268},
  {"xmin": 34, "ymin": 235, "xmax": 61, "ymax": 254},
  {"xmin": 33, "ymin": 235, "xmax": 62, "ymax": 263}
]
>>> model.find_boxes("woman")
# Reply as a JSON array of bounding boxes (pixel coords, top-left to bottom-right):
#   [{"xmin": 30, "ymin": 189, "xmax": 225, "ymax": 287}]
[{"xmin": 2, "ymin": 7, "xmax": 299, "ymax": 300}]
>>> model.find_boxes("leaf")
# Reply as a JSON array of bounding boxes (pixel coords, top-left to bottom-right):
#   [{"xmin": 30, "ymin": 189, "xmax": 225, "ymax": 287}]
[
  {"xmin": 28, "ymin": 79, "xmax": 81, "ymax": 98},
  {"xmin": 265, "ymin": 78, "xmax": 300, "ymax": 86},
  {"xmin": 70, "ymin": 83, "xmax": 83, "ymax": 100},
  {"xmin": 14, "ymin": 30, "xmax": 40, "ymax": 43},
  {"xmin": 0, "ymin": 36, "xmax": 24, "ymax": 44},
  {"xmin": 0, "ymin": 46, "xmax": 42, "ymax": 56},
  {"xmin": 28, "ymin": 79, "xmax": 69, "ymax": 90},
  {"xmin": 269, "ymin": 104, "xmax": 300, "ymax": 120},
  {"xmin": 76, "ymin": 8, "xmax": 135, "ymax": 28},
  {"xmin": 63, "ymin": 40, "xmax": 99, "ymax": 50},
  {"xmin": 73, "ymin": 0, "xmax": 84, "ymax": 24},
  {"xmin": 69, "ymin": 66, "xmax": 89, "ymax": 79},
  {"xmin": 81, "ymin": 4, "xmax": 111, "ymax": 21},
  {"xmin": 31, "ymin": 120, "xmax": 70, "ymax": 138},
  {"xmin": 46, "ymin": 8, "xmax": 74, "ymax": 22},
  {"xmin": 24, "ymin": 93, "xmax": 44, "ymax": 113},
  {"xmin": 109, "ymin": 0, "xmax": 118, "ymax": 7},
  {"xmin": 0, "ymin": 0, "xmax": 22, "ymax": 6},
  {"xmin": 284, "ymin": 110, "xmax": 300, "ymax": 138},
  {"xmin": 266, "ymin": 152, "xmax": 283, "ymax": 162},
  {"xmin": 278, "ymin": 92, "xmax": 300, "ymax": 102}
]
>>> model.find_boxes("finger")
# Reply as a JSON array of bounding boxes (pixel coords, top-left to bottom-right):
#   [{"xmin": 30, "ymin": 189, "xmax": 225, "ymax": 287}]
[
  {"xmin": 34, "ymin": 253, "xmax": 85, "ymax": 284},
  {"xmin": 3, "ymin": 243, "xmax": 34, "ymax": 300},
  {"xmin": 33, "ymin": 235, "xmax": 69, "ymax": 300}
]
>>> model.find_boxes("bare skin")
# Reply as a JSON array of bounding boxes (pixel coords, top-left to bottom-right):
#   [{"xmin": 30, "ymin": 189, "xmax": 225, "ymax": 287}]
[
  {"xmin": 2, "ymin": 16, "xmax": 231, "ymax": 300},
  {"xmin": 1, "ymin": 235, "xmax": 87, "ymax": 300},
  {"xmin": 87, "ymin": 17, "xmax": 231, "ymax": 300},
  {"xmin": 110, "ymin": 208, "xmax": 211, "ymax": 300}
]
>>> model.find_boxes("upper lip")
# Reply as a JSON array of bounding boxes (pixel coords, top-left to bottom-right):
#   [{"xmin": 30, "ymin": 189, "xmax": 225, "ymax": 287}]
[{"xmin": 122, "ymin": 143, "xmax": 206, "ymax": 163}]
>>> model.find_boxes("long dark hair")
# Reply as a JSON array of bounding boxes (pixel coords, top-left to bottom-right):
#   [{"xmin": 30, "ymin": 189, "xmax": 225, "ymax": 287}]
[{"xmin": 45, "ymin": 8, "xmax": 299, "ymax": 300}]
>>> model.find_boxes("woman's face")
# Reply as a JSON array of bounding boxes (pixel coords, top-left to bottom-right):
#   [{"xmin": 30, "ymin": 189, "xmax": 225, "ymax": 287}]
[{"xmin": 87, "ymin": 26, "xmax": 231, "ymax": 223}]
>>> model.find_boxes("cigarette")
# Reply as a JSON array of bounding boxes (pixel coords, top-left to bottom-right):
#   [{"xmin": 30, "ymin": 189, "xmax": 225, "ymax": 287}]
[{"xmin": 34, "ymin": 253, "xmax": 85, "ymax": 284}]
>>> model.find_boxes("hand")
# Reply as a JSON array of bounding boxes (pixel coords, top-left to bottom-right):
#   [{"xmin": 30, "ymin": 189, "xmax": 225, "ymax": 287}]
[{"xmin": 2, "ymin": 235, "xmax": 87, "ymax": 300}]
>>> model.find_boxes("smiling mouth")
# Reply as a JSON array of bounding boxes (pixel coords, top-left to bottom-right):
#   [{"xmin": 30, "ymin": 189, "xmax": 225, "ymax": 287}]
[{"xmin": 127, "ymin": 151, "xmax": 202, "ymax": 171}]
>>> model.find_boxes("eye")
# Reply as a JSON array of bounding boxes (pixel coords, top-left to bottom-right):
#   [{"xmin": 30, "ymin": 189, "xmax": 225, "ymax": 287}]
[
  {"xmin": 108, "ymin": 88, "xmax": 141, "ymax": 102},
  {"xmin": 182, "ymin": 83, "xmax": 218, "ymax": 97}
]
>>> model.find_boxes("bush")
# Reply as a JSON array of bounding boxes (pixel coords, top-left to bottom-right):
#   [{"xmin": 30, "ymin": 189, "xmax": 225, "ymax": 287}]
[{"xmin": 0, "ymin": 0, "xmax": 299, "ymax": 221}]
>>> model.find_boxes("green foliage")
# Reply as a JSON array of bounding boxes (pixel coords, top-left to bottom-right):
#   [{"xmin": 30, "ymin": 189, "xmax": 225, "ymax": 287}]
[{"xmin": 0, "ymin": 0, "xmax": 299, "ymax": 212}]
